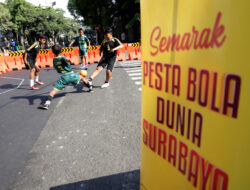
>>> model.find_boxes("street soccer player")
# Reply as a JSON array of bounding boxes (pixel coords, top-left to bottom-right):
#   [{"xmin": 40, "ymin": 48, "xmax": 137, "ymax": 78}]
[
  {"xmin": 39, "ymin": 45, "xmax": 92, "ymax": 110},
  {"xmin": 88, "ymin": 27, "xmax": 124, "ymax": 88},
  {"xmin": 69, "ymin": 28, "xmax": 90, "ymax": 70},
  {"xmin": 23, "ymin": 34, "xmax": 47, "ymax": 90}
]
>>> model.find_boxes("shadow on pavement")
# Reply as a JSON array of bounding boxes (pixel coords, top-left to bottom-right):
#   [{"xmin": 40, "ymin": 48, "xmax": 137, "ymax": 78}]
[
  {"xmin": 50, "ymin": 170, "xmax": 140, "ymax": 190},
  {"xmin": 11, "ymin": 92, "xmax": 67, "ymax": 105},
  {"xmin": 0, "ymin": 84, "xmax": 18, "ymax": 89}
]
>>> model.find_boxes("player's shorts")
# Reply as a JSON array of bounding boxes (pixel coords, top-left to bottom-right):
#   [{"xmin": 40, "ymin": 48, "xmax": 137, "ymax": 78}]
[
  {"xmin": 79, "ymin": 49, "xmax": 88, "ymax": 57},
  {"xmin": 97, "ymin": 56, "xmax": 117, "ymax": 72},
  {"xmin": 25, "ymin": 57, "xmax": 36, "ymax": 70},
  {"xmin": 54, "ymin": 72, "xmax": 81, "ymax": 91}
]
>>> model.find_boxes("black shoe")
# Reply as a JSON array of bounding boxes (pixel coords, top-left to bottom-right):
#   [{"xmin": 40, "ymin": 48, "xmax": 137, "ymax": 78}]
[
  {"xmin": 39, "ymin": 101, "xmax": 50, "ymax": 110},
  {"xmin": 88, "ymin": 80, "xmax": 93, "ymax": 91}
]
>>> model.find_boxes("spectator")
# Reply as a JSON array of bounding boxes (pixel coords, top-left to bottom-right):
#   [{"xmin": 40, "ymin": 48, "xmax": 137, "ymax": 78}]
[
  {"xmin": 15, "ymin": 41, "xmax": 20, "ymax": 51},
  {"xmin": 24, "ymin": 37, "xmax": 29, "ymax": 49},
  {"xmin": 3, "ymin": 37, "xmax": 10, "ymax": 52},
  {"xmin": 10, "ymin": 39, "xmax": 15, "ymax": 51},
  {"xmin": 48, "ymin": 37, "xmax": 55, "ymax": 49}
]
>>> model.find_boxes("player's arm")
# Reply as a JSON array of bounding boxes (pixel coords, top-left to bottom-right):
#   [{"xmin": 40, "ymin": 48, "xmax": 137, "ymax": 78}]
[
  {"xmin": 111, "ymin": 38, "xmax": 124, "ymax": 52},
  {"xmin": 69, "ymin": 39, "xmax": 75, "ymax": 47},
  {"xmin": 24, "ymin": 51, "xmax": 28, "ymax": 64},
  {"xmin": 65, "ymin": 58, "xmax": 73, "ymax": 64},
  {"xmin": 86, "ymin": 37, "xmax": 91, "ymax": 49}
]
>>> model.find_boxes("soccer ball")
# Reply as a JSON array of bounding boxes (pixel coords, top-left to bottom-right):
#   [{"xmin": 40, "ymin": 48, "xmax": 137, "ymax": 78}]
[{"xmin": 80, "ymin": 70, "xmax": 88, "ymax": 77}]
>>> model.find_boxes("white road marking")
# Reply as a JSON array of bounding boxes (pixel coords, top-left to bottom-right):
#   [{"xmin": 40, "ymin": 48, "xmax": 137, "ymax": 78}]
[
  {"xmin": 124, "ymin": 67, "xmax": 141, "ymax": 71},
  {"xmin": 139, "ymin": 88, "xmax": 142, "ymax": 91},
  {"xmin": 0, "ymin": 77, "xmax": 24, "ymax": 95},
  {"xmin": 131, "ymin": 77, "xmax": 142, "ymax": 80},
  {"xmin": 135, "ymin": 81, "xmax": 142, "ymax": 85},
  {"xmin": 128, "ymin": 73, "xmax": 141, "ymax": 76},
  {"xmin": 56, "ymin": 96, "xmax": 65, "ymax": 108},
  {"xmin": 126, "ymin": 69, "xmax": 141, "ymax": 73}
]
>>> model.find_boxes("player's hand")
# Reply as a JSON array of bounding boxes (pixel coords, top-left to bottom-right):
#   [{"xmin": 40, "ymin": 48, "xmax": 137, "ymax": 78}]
[{"xmin": 111, "ymin": 49, "xmax": 115, "ymax": 52}]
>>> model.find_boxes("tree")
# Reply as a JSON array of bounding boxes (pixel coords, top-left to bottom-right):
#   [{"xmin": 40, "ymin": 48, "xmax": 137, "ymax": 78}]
[
  {"xmin": 67, "ymin": 0, "xmax": 140, "ymax": 43},
  {"xmin": 0, "ymin": 3, "xmax": 13, "ymax": 34},
  {"xmin": 5, "ymin": 0, "xmax": 80, "ymax": 44}
]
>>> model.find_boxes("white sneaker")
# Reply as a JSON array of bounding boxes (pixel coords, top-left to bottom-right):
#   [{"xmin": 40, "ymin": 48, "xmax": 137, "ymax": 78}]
[
  {"xmin": 101, "ymin": 82, "xmax": 110, "ymax": 88},
  {"xmin": 80, "ymin": 65, "xmax": 85, "ymax": 69}
]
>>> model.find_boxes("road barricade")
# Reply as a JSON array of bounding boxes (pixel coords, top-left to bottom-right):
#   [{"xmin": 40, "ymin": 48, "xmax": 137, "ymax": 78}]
[
  {"xmin": 5, "ymin": 51, "xmax": 25, "ymax": 71},
  {"xmin": 116, "ymin": 47, "xmax": 126, "ymax": 61},
  {"xmin": 0, "ymin": 53, "xmax": 9, "ymax": 74},
  {"xmin": 88, "ymin": 45, "xmax": 101, "ymax": 64},
  {"xmin": 62, "ymin": 47, "xmax": 80, "ymax": 65},
  {"xmin": 37, "ymin": 49, "xmax": 53, "ymax": 68},
  {"xmin": 0, "ymin": 43, "xmax": 142, "ymax": 75},
  {"xmin": 126, "ymin": 42, "xmax": 141, "ymax": 60}
]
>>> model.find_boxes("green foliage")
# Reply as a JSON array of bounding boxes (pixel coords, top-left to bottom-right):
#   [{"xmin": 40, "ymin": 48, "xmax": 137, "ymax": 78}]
[
  {"xmin": 67, "ymin": 0, "xmax": 140, "ymax": 42},
  {"xmin": 2, "ymin": 0, "xmax": 80, "ymax": 42},
  {"xmin": 68, "ymin": 0, "xmax": 114, "ymax": 28},
  {"xmin": 0, "ymin": 3, "xmax": 13, "ymax": 33}
]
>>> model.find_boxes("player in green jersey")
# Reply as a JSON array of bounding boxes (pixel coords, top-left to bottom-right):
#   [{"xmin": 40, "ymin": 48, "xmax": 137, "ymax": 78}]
[
  {"xmin": 69, "ymin": 28, "xmax": 90, "ymax": 70},
  {"xmin": 39, "ymin": 45, "xmax": 92, "ymax": 110}
]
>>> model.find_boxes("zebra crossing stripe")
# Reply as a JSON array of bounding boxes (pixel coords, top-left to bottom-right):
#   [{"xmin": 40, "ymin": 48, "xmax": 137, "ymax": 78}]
[
  {"xmin": 131, "ymin": 77, "xmax": 142, "ymax": 80},
  {"xmin": 135, "ymin": 81, "xmax": 142, "ymax": 85},
  {"xmin": 124, "ymin": 67, "xmax": 141, "ymax": 71},
  {"xmin": 126, "ymin": 69, "xmax": 141, "ymax": 73},
  {"xmin": 128, "ymin": 73, "xmax": 141, "ymax": 76}
]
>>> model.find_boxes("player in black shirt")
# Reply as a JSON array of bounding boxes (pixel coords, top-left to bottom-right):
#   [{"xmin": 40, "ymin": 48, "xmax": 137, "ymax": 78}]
[
  {"xmin": 88, "ymin": 27, "xmax": 124, "ymax": 88},
  {"xmin": 24, "ymin": 34, "xmax": 47, "ymax": 90}
]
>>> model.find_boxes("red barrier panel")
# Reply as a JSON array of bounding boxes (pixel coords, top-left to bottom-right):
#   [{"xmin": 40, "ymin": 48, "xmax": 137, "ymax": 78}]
[
  {"xmin": 0, "ymin": 53, "xmax": 9, "ymax": 74},
  {"xmin": 87, "ymin": 50, "xmax": 94, "ymax": 64},
  {"xmin": 127, "ymin": 46, "xmax": 136, "ymax": 60},
  {"xmin": 0, "ymin": 44, "xmax": 141, "ymax": 75},
  {"xmin": 92, "ymin": 45, "xmax": 101, "ymax": 63}
]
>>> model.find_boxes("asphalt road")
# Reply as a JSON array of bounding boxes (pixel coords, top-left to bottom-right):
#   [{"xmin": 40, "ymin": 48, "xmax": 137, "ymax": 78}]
[{"xmin": 0, "ymin": 61, "xmax": 142, "ymax": 190}]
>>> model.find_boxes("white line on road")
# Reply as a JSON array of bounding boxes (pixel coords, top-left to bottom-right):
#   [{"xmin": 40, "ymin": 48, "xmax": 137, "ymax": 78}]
[
  {"xmin": 126, "ymin": 69, "xmax": 141, "ymax": 73},
  {"xmin": 131, "ymin": 77, "xmax": 142, "ymax": 80},
  {"xmin": 139, "ymin": 88, "xmax": 142, "ymax": 91},
  {"xmin": 0, "ymin": 77, "xmax": 25, "ymax": 95},
  {"xmin": 128, "ymin": 73, "xmax": 141, "ymax": 76},
  {"xmin": 135, "ymin": 81, "xmax": 142, "ymax": 85},
  {"xmin": 56, "ymin": 96, "xmax": 66, "ymax": 108},
  {"xmin": 124, "ymin": 67, "xmax": 141, "ymax": 71}
]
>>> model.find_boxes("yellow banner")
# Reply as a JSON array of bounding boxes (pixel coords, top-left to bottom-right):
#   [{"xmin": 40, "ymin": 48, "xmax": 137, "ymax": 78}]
[{"xmin": 140, "ymin": 0, "xmax": 250, "ymax": 190}]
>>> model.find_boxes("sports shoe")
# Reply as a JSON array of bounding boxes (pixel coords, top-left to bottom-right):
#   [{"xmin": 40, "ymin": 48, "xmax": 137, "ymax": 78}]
[
  {"xmin": 35, "ymin": 81, "xmax": 44, "ymax": 85},
  {"xmin": 80, "ymin": 65, "xmax": 85, "ymax": 69},
  {"xmin": 88, "ymin": 80, "xmax": 93, "ymax": 91},
  {"xmin": 39, "ymin": 100, "xmax": 51, "ymax": 110},
  {"xmin": 30, "ymin": 86, "xmax": 39, "ymax": 90},
  {"xmin": 101, "ymin": 82, "xmax": 110, "ymax": 88}
]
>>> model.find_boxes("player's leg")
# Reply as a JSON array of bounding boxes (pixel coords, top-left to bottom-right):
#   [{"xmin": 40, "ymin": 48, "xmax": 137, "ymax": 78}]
[
  {"xmin": 39, "ymin": 88, "xmax": 59, "ymax": 110},
  {"xmin": 29, "ymin": 68, "xmax": 37, "ymax": 89},
  {"xmin": 34, "ymin": 63, "xmax": 44, "ymax": 85},
  {"xmin": 88, "ymin": 56, "xmax": 106, "ymax": 81},
  {"xmin": 79, "ymin": 75, "xmax": 92, "ymax": 91},
  {"xmin": 80, "ymin": 55, "xmax": 85, "ymax": 69},
  {"xmin": 28, "ymin": 58, "xmax": 39, "ymax": 90},
  {"xmin": 101, "ymin": 56, "xmax": 116, "ymax": 88},
  {"xmin": 83, "ymin": 55, "xmax": 88, "ymax": 70},
  {"xmin": 39, "ymin": 75, "xmax": 65, "ymax": 110}
]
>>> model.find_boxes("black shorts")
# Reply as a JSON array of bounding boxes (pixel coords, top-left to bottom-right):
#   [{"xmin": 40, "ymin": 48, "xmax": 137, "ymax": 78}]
[
  {"xmin": 97, "ymin": 56, "xmax": 116, "ymax": 72},
  {"xmin": 25, "ymin": 57, "xmax": 36, "ymax": 70}
]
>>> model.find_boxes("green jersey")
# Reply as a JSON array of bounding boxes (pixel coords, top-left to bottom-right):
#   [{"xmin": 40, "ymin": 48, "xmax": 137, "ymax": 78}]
[
  {"xmin": 53, "ymin": 56, "xmax": 72, "ymax": 74},
  {"xmin": 74, "ymin": 35, "xmax": 90, "ymax": 50}
]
